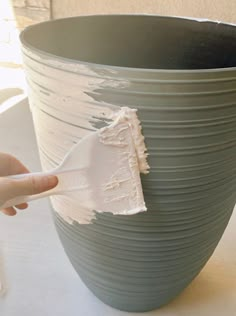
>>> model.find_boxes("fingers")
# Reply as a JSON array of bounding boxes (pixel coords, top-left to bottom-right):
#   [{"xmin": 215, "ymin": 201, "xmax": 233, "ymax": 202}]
[
  {"xmin": 0, "ymin": 175, "xmax": 58, "ymax": 213},
  {"xmin": 1, "ymin": 202, "xmax": 28, "ymax": 216},
  {"xmin": 0, "ymin": 153, "xmax": 58, "ymax": 217},
  {"xmin": 15, "ymin": 203, "xmax": 28, "ymax": 210},
  {"xmin": 11, "ymin": 174, "xmax": 58, "ymax": 197},
  {"xmin": 0, "ymin": 153, "xmax": 29, "ymax": 176},
  {"xmin": 8, "ymin": 155, "xmax": 30, "ymax": 175},
  {"xmin": 1, "ymin": 207, "xmax": 17, "ymax": 216}
]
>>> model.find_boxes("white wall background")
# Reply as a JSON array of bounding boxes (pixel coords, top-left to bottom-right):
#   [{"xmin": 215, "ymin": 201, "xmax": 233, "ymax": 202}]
[{"xmin": 52, "ymin": 0, "xmax": 236, "ymax": 23}]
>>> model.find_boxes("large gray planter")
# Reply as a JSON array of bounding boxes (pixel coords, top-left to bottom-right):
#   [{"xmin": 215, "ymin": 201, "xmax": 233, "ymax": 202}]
[{"xmin": 20, "ymin": 15, "xmax": 236, "ymax": 312}]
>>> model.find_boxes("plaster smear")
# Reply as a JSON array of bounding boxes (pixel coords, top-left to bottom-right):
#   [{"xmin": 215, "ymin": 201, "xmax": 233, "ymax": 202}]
[
  {"xmin": 22, "ymin": 49, "xmax": 149, "ymax": 224},
  {"xmin": 50, "ymin": 107, "xmax": 149, "ymax": 224}
]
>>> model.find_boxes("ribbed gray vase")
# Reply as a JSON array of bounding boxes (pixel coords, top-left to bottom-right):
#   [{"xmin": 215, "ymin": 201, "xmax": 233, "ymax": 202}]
[{"xmin": 20, "ymin": 15, "xmax": 236, "ymax": 312}]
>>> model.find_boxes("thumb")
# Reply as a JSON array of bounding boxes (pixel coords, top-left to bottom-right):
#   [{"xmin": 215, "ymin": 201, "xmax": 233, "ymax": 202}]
[{"xmin": 8, "ymin": 174, "xmax": 58, "ymax": 198}]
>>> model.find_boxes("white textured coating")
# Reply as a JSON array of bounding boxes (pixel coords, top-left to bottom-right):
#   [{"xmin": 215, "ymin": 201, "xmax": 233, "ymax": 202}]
[
  {"xmin": 102, "ymin": 107, "xmax": 150, "ymax": 174},
  {"xmin": 50, "ymin": 107, "xmax": 149, "ymax": 224},
  {"xmin": 22, "ymin": 48, "xmax": 149, "ymax": 224}
]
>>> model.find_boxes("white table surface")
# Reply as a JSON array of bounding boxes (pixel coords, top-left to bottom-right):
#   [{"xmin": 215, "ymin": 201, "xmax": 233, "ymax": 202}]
[{"xmin": 0, "ymin": 101, "xmax": 236, "ymax": 316}]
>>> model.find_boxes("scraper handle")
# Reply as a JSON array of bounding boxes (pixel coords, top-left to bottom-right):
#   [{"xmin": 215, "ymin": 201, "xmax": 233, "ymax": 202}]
[
  {"xmin": 0, "ymin": 168, "xmax": 86, "ymax": 209},
  {"xmin": 0, "ymin": 170, "xmax": 57, "ymax": 209}
]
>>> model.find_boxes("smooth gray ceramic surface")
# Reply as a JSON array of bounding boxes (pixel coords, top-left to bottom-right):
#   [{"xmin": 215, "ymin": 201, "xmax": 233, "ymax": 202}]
[{"xmin": 20, "ymin": 15, "xmax": 236, "ymax": 312}]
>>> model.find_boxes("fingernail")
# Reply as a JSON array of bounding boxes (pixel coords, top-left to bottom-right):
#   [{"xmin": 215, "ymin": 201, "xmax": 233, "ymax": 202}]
[
  {"xmin": 47, "ymin": 175, "xmax": 58, "ymax": 189},
  {"xmin": 2, "ymin": 209, "xmax": 17, "ymax": 216}
]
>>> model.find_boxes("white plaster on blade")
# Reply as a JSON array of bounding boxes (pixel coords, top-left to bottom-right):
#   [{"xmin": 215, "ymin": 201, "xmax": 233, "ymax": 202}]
[
  {"xmin": 102, "ymin": 107, "xmax": 150, "ymax": 174},
  {"xmin": 97, "ymin": 107, "xmax": 149, "ymax": 217},
  {"xmin": 50, "ymin": 108, "xmax": 149, "ymax": 224}
]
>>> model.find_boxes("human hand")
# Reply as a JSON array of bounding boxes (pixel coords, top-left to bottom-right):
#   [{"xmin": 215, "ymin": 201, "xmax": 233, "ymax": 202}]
[{"xmin": 0, "ymin": 153, "xmax": 58, "ymax": 216}]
